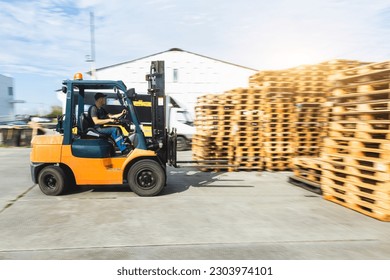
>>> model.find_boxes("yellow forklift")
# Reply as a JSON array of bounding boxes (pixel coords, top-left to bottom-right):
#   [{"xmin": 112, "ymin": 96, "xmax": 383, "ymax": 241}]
[{"xmin": 30, "ymin": 61, "xmax": 177, "ymax": 196}]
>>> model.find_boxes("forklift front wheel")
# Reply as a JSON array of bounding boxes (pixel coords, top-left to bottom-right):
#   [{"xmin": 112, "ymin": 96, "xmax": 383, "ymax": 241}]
[
  {"xmin": 38, "ymin": 166, "xmax": 66, "ymax": 196},
  {"xmin": 127, "ymin": 160, "xmax": 166, "ymax": 196}
]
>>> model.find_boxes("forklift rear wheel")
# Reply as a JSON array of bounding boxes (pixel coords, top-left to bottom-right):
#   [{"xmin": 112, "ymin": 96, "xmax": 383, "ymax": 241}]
[
  {"xmin": 127, "ymin": 160, "xmax": 166, "ymax": 196},
  {"xmin": 38, "ymin": 166, "xmax": 66, "ymax": 196}
]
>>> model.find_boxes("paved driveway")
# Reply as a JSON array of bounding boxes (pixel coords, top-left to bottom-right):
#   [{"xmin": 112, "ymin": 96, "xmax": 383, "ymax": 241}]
[{"xmin": 0, "ymin": 148, "xmax": 390, "ymax": 259}]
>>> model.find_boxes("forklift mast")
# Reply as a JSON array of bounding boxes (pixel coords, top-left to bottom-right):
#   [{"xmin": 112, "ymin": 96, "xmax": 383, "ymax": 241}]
[
  {"xmin": 146, "ymin": 61, "xmax": 177, "ymax": 167},
  {"xmin": 147, "ymin": 61, "xmax": 166, "ymax": 146}
]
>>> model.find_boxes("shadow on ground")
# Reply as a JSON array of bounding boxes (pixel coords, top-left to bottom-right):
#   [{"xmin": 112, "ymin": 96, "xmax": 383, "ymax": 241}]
[{"xmin": 61, "ymin": 166, "xmax": 254, "ymax": 196}]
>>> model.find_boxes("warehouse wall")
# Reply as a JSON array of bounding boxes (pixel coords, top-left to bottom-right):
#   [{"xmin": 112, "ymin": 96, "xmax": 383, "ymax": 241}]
[
  {"xmin": 92, "ymin": 49, "xmax": 258, "ymax": 116},
  {"xmin": 0, "ymin": 74, "xmax": 15, "ymax": 118}
]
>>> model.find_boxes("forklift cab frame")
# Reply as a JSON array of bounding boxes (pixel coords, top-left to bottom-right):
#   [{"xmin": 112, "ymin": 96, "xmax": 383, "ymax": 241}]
[{"xmin": 60, "ymin": 78, "xmax": 147, "ymax": 153}]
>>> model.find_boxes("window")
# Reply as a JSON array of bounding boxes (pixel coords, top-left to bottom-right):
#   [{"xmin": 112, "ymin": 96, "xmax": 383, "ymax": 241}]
[
  {"xmin": 173, "ymin": 69, "xmax": 178, "ymax": 83},
  {"xmin": 8, "ymin": 87, "xmax": 13, "ymax": 96},
  {"xmin": 176, "ymin": 110, "xmax": 193, "ymax": 125}
]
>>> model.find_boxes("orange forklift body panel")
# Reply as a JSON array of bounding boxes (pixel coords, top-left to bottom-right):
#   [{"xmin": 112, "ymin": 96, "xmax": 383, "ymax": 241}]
[{"xmin": 31, "ymin": 135, "xmax": 158, "ymax": 185}]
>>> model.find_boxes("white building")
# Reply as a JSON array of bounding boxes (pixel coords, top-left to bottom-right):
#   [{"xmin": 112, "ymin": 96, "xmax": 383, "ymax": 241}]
[
  {"xmin": 84, "ymin": 48, "xmax": 258, "ymax": 115},
  {"xmin": 0, "ymin": 74, "xmax": 15, "ymax": 119},
  {"xmin": 58, "ymin": 48, "xmax": 258, "ymax": 115}
]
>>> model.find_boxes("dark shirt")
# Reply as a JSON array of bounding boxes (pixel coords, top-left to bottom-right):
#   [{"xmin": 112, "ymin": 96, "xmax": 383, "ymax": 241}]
[{"xmin": 89, "ymin": 105, "xmax": 109, "ymax": 128}]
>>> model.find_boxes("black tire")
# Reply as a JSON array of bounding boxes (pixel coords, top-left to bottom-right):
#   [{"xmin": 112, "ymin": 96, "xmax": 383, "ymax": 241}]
[
  {"xmin": 38, "ymin": 166, "xmax": 66, "ymax": 196},
  {"xmin": 127, "ymin": 159, "xmax": 166, "ymax": 196},
  {"xmin": 176, "ymin": 136, "xmax": 187, "ymax": 151}
]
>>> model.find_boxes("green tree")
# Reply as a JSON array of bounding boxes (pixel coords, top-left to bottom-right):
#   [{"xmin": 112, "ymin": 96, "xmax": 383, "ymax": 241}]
[{"xmin": 45, "ymin": 106, "xmax": 63, "ymax": 118}]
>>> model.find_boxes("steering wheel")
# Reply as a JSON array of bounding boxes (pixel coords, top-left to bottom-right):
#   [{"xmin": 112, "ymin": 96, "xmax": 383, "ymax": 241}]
[
  {"xmin": 113, "ymin": 109, "xmax": 132, "ymax": 132},
  {"xmin": 118, "ymin": 109, "xmax": 128, "ymax": 122},
  {"xmin": 112, "ymin": 109, "xmax": 129, "ymax": 124}
]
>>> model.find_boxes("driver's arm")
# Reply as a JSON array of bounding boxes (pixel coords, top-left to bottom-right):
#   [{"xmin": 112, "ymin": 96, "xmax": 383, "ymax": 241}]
[
  {"xmin": 108, "ymin": 109, "xmax": 127, "ymax": 119},
  {"xmin": 90, "ymin": 106, "xmax": 114, "ymax": 125},
  {"xmin": 92, "ymin": 116, "xmax": 112, "ymax": 125}
]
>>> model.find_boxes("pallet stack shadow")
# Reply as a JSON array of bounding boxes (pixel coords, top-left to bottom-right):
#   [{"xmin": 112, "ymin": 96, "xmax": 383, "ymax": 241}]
[
  {"xmin": 249, "ymin": 71, "xmax": 295, "ymax": 171},
  {"xmin": 321, "ymin": 61, "xmax": 390, "ymax": 221},
  {"xmin": 192, "ymin": 93, "xmax": 235, "ymax": 170}
]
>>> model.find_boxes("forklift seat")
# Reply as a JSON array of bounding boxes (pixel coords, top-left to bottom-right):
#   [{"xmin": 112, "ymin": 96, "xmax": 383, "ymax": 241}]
[
  {"xmin": 75, "ymin": 113, "xmax": 116, "ymax": 157},
  {"xmin": 79, "ymin": 113, "xmax": 108, "ymax": 138}
]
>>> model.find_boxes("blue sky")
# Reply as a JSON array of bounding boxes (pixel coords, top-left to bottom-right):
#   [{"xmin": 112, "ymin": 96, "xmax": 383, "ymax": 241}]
[{"xmin": 1, "ymin": 0, "xmax": 389, "ymax": 115}]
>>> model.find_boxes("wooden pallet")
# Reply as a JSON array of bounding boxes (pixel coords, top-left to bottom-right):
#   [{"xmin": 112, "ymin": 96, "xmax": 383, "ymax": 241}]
[
  {"xmin": 332, "ymin": 100, "xmax": 390, "ymax": 114},
  {"xmin": 262, "ymin": 90, "xmax": 294, "ymax": 96},
  {"xmin": 331, "ymin": 112, "xmax": 390, "ymax": 122},
  {"xmin": 328, "ymin": 121, "xmax": 390, "ymax": 131},
  {"xmin": 262, "ymin": 140, "xmax": 292, "ymax": 146},
  {"xmin": 356, "ymin": 131, "xmax": 390, "ymax": 140},
  {"xmin": 263, "ymin": 97, "xmax": 292, "ymax": 103},
  {"xmin": 292, "ymin": 157, "xmax": 323, "ymax": 168},
  {"xmin": 295, "ymin": 80, "xmax": 328, "ymax": 86},
  {"xmin": 292, "ymin": 157, "xmax": 323, "ymax": 180},
  {"xmin": 294, "ymin": 138, "xmax": 322, "ymax": 144},
  {"xmin": 323, "ymin": 144, "xmax": 390, "ymax": 160},
  {"xmin": 346, "ymin": 139, "xmax": 390, "ymax": 150},
  {"xmin": 296, "ymin": 86, "xmax": 329, "ymax": 92},
  {"xmin": 322, "ymin": 170, "xmax": 390, "ymax": 196},
  {"xmin": 322, "ymin": 161, "xmax": 390, "ymax": 181},
  {"xmin": 321, "ymin": 152, "xmax": 390, "ymax": 173},
  {"xmin": 264, "ymin": 163, "xmax": 293, "ymax": 171},
  {"xmin": 331, "ymin": 86, "xmax": 390, "ymax": 101},
  {"xmin": 295, "ymin": 109, "xmax": 326, "ymax": 115},
  {"xmin": 294, "ymin": 115, "xmax": 327, "ymax": 122},
  {"xmin": 323, "ymin": 137, "xmax": 374, "ymax": 149},
  {"xmin": 295, "ymin": 152, "xmax": 320, "ymax": 157},
  {"xmin": 331, "ymin": 61, "xmax": 390, "ymax": 82},
  {"xmin": 323, "ymin": 186, "xmax": 390, "ymax": 221},
  {"xmin": 294, "ymin": 96, "xmax": 327, "ymax": 103},
  {"xmin": 263, "ymin": 109, "xmax": 295, "ymax": 115},
  {"xmin": 293, "ymin": 169, "xmax": 321, "ymax": 183}
]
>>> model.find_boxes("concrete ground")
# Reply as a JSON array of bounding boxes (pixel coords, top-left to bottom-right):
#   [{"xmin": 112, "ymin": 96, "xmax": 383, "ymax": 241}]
[{"xmin": 0, "ymin": 147, "xmax": 390, "ymax": 260}]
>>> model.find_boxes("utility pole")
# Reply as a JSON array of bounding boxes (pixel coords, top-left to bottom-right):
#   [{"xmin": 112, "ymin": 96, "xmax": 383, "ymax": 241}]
[{"xmin": 86, "ymin": 11, "xmax": 96, "ymax": 79}]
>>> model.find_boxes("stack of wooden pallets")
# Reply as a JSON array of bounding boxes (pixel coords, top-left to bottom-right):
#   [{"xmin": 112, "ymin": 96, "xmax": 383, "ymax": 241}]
[
  {"xmin": 192, "ymin": 59, "xmax": 367, "ymax": 174},
  {"xmin": 229, "ymin": 87, "xmax": 263, "ymax": 171},
  {"xmin": 289, "ymin": 157, "xmax": 324, "ymax": 193},
  {"xmin": 261, "ymin": 81, "xmax": 295, "ymax": 171},
  {"xmin": 321, "ymin": 61, "xmax": 390, "ymax": 221},
  {"xmin": 249, "ymin": 71, "xmax": 295, "ymax": 171},
  {"xmin": 288, "ymin": 60, "xmax": 364, "ymax": 190},
  {"xmin": 290, "ymin": 63, "xmax": 330, "ymax": 157},
  {"xmin": 192, "ymin": 93, "xmax": 235, "ymax": 171},
  {"xmin": 291, "ymin": 60, "xmax": 363, "ymax": 157}
]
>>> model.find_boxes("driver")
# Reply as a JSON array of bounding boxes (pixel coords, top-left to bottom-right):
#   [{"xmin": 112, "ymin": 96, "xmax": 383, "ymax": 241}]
[{"xmin": 89, "ymin": 92, "xmax": 130, "ymax": 155}]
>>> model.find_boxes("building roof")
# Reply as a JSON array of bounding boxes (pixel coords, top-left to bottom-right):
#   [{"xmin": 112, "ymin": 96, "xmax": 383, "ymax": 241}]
[{"xmin": 93, "ymin": 48, "xmax": 259, "ymax": 72}]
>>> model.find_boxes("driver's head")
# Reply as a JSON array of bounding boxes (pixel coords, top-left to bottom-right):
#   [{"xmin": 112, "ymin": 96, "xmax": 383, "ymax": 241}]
[{"xmin": 94, "ymin": 92, "xmax": 107, "ymax": 105}]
